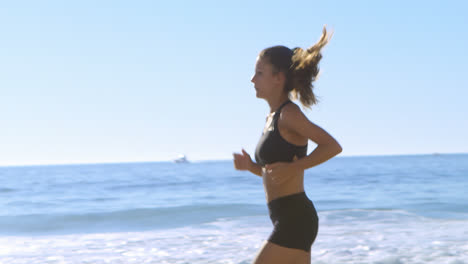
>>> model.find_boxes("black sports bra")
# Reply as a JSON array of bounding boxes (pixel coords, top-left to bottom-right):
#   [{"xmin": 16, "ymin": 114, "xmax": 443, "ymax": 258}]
[{"xmin": 255, "ymin": 100, "xmax": 308, "ymax": 166}]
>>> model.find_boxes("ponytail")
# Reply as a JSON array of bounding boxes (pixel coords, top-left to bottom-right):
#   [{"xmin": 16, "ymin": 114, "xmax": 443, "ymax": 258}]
[{"xmin": 289, "ymin": 26, "xmax": 332, "ymax": 108}]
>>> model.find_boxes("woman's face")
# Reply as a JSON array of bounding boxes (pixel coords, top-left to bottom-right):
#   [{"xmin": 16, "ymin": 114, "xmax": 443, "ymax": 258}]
[{"xmin": 251, "ymin": 57, "xmax": 280, "ymax": 99}]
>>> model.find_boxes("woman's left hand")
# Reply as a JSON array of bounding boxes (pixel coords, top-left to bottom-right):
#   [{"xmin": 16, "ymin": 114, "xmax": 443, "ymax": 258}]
[{"xmin": 264, "ymin": 159, "xmax": 301, "ymax": 184}]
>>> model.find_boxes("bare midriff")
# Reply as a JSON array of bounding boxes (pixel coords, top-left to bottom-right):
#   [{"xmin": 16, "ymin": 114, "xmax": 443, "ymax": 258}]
[{"xmin": 261, "ymin": 167, "xmax": 305, "ymax": 203}]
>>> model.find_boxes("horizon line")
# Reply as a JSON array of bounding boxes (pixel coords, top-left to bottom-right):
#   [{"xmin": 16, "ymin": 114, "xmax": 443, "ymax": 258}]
[{"xmin": 1, "ymin": 152, "xmax": 467, "ymax": 168}]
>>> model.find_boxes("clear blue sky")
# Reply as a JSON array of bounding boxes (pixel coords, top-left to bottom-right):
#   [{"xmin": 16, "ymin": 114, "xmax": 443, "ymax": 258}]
[{"xmin": 1, "ymin": 0, "xmax": 467, "ymax": 166}]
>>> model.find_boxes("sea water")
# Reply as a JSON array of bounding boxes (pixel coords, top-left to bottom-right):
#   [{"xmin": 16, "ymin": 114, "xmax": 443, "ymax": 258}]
[{"xmin": 0, "ymin": 154, "xmax": 467, "ymax": 263}]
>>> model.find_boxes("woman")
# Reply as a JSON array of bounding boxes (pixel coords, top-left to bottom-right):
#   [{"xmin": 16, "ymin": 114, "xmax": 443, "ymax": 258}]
[{"xmin": 233, "ymin": 27, "xmax": 342, "ymax": 264}]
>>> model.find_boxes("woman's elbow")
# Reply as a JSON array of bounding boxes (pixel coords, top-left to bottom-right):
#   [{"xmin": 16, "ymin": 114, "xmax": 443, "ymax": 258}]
[
  {"xmin": 319, "ymin": 139, "xmax": 342, "ymax": 156},
  {"xmin": 333, "ymin": 141, "xmax": 342, "ymax": 156},
  {"xmin": 336, "ymin": 144, "xmax": 343, "ymax": 155}
]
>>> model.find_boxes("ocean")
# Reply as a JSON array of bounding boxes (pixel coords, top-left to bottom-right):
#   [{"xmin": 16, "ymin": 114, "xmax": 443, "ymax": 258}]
[{"xmin": 0, "ymin": 154, "xmax": 467, "ymax": 264}]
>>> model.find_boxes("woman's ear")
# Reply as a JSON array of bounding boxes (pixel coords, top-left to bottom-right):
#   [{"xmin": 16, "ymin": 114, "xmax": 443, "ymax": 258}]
[{"xmin": 273, "ymin": 71, "xmax": 286, "ymax": 86}]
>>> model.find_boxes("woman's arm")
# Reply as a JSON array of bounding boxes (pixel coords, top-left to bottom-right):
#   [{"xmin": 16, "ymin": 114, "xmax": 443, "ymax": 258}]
[
  {"xmin": 247, "ymin": 161, "xmax": 263, "ymax": 177},
  {"xmin": 294, "ymin": 142, "xmax": 342, "ymax": 170},
  {"xmin": 233, "ymin": 149, "xmax": 263, "ymax": 177},
  {"xmin": 280, "ymin": 104, "xmax": 342, "ymax": 170}
]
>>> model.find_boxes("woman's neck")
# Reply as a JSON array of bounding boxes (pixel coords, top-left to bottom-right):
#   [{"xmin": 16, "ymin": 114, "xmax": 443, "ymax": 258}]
[{"xmin": 267, "ymin": 95, "xmax": 290, "ymax": 113}]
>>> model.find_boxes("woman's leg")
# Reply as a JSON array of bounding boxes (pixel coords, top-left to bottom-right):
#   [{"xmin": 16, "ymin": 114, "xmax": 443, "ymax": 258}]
[{"xmin": 253, "ymin": 241, "xmax": 311, "ymax": 264}]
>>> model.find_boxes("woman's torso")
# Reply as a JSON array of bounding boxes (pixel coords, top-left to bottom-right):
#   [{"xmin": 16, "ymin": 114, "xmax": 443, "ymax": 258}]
[{"xmin": 255, "ymin": 100, "xmax": 308, "ymax": 202}]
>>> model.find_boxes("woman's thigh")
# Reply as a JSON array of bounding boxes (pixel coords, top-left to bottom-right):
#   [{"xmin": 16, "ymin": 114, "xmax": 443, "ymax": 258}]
[{"xmin": 253, "ymin": 241, "xmax": 311, "ymax": 264}]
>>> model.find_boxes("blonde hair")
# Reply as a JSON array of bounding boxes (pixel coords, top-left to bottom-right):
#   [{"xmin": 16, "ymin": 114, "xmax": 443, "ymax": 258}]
[{"xmin": 259, "ymin": 26, "xmax": 332, "ymax": 108}]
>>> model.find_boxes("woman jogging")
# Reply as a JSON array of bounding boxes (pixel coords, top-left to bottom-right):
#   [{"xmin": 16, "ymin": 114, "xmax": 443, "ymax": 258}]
[{"xmin": 233, "ymin": 27, "xmax": 342, "ymax": 264}]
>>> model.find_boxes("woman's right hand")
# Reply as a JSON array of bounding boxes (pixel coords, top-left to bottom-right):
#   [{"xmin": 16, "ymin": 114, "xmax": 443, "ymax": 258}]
[{"xmin": 233, "ymin": 149, "xmax": 253, "ymax": 171}]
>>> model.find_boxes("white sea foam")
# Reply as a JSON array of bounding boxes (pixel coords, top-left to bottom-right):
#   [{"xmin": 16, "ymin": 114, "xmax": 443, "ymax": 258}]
[
  {"xmin": 1, "ymin": 211, "xmax": 467, "ymax": 264},
  {"xmin": 314, "ymin": 210, "xmax": 468, "ymax": 264}
]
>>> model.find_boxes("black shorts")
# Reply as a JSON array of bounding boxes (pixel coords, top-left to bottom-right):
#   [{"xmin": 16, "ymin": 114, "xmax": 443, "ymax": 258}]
[{"xmin": 267, "ymin": 192, "xmax": 319, "ymax": 252}]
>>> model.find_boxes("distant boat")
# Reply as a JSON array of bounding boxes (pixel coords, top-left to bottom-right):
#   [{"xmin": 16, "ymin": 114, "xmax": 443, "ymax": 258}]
[{"xmin": 174, "ymin": 154, "xmax": 189, "ymax": 163}]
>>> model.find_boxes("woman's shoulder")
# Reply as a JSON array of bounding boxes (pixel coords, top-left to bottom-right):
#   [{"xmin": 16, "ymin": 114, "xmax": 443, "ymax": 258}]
[
  {"xmin": 280, "ymin": 101, "xmax": 303, "ymax": 118},
  {"xmin": 278, "ymin": 101, "xmax": 308, "ymax": 126}
]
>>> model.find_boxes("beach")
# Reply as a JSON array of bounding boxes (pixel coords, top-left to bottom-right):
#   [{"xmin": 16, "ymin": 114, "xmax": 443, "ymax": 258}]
[{"xmin": 1, "ymin": 154, "xmax": 467, "ymax": 263}]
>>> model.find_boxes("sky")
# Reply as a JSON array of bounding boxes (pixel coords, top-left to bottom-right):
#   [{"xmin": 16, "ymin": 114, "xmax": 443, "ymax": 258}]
[{"xmin": 1, "ymin": 0, "xmax": 467, "ymax": 166}]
